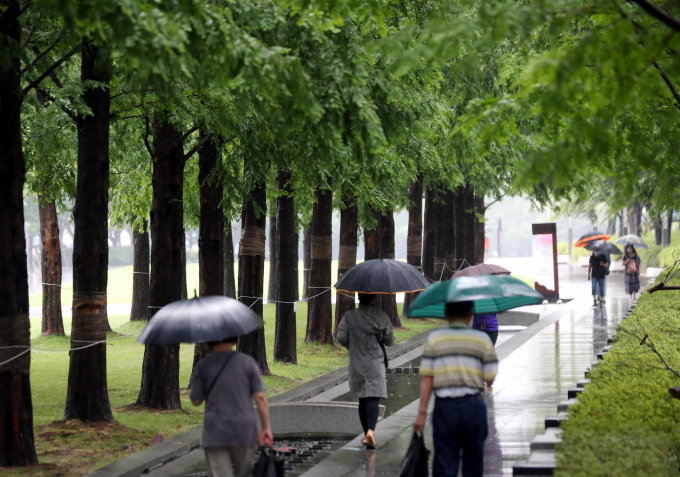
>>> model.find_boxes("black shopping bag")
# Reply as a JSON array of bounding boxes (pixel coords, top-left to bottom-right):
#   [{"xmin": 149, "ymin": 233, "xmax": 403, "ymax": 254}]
[
  {"xmin": 254, "ymin": 448, "xmax": 285, "ymax": 477},
  {"xmin": 399, "ymin": 431, "xmax": 430, "ymax": 477}
]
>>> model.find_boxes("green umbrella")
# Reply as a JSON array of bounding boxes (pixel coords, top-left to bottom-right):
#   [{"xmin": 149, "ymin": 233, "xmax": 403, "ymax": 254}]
[{"xmin": 407, "ymin": 275, "xmax": 543, "ymax": 318}]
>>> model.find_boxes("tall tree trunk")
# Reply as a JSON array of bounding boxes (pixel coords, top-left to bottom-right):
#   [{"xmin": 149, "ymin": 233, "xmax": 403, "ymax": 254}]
[
  {"xmin": 302, "ymin": 228, "xmax": 311, "ymax": 299},
  {"xmin": 335, "ymin": 196, "xmax": 358, "ymax": 334},
  {"xmin": 224, "ymin": 223, "xmax": 236, "ymax": 298},
  {"xmin": 191, "ymin": 132, "xmax": 224, "ymax": 377},
  {"xmin": 64, "ymin": 40, "xmax": 113, "ymax": 422},
  {"xmin": 364, "ymin": 206, "xmax": 383, "ymax": 308},
  {"xmin": 268, "ymin": 212, "xmax": 277, "ymax": 303},
  {"xmin": 274, "ymin": 169, "xmax": 297, "ymax": 363},
  {"xmin": 294, "ymin": 229, "xmax": 299, "ymax": 300},
  {"xmin": 422, "ymin": 186, "xmax": 436, "ymax": 283},
  {"xmin": 380, "ymin": 210, "xmax": 401, "ymax": 327},
  {"xmin": 453, "ymin": 186, "xmax": 466, "ymax": 270},
  {"xmin": 474, "ymin": 192, "xmax": 486, "ymax": 265},
  {"xmin": 404, "ymin": 175, "xmax": 423, "ymax": 315},
  {"xmin": 654, "ymin": 214, "xmax": 663, "ymax": 246},
  {"xmin": 0, "ymin": 0, "xmax": 38, "ymax": 464},
  {"xmin": 666, "ymin": 210, "xmax": 673, "ymax": 247},
  {"xmin": 39, "ymin": 196, "xmax": 64, "ymax": 335},
  {"xmin": 136, "ymin": 111, "xmax": 184, "ymax": 410},
  {"xmin": 130, "ymin": 218, "xmax": 149, "ymax": 321},
  {"xmin": 238, "ymin": 164, "xmax": 270, "ymax": 374},
  {"xmin": 305, "ymin": 183, "xmax": 334, "ymax": 344},
  {"xmin": 433, "ymin": 193, "xmax": 446, "ymax": 281},
  {"xmin": 618, "ymin": 212, "xmax": 624, "ymax": 237},
  {"xmin": 441, "ymin": 189, "xmax": 455, "ymax": 280},
  {"xmin": 181, "ymin": 230, "xmax": 188, "ymax": 299}
]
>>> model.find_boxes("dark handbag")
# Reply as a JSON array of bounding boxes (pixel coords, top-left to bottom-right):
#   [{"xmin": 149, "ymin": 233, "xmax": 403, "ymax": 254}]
[
  {"xmin": 375, "ymin": 333, "xmax": 388, "ymax": 369},
  {"xmin": 204, "ymin": 352, "xmax": 236, "ymax": 401},
  {"xmin": 254, "ymin": 447, "xmax": 284, "ymax": 477},
  {"xmin": 399, "ymin": 431, "xmax": 430, "ymax": 477}
]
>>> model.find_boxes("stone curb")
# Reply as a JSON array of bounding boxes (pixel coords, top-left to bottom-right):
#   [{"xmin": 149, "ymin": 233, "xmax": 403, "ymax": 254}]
[{"xmin": 85, "ymin": 325, "xmax": 437, "ymax": 477}]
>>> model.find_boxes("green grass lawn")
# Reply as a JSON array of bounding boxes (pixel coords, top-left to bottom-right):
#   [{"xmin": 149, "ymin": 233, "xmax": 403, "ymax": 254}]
[
  {"xmin": 13, "ymin": 301, "xmax": 438, "ymax": 477},
  {"xmin": 29, "ymin": 261, "xmax": 344, "ymax": 307}
]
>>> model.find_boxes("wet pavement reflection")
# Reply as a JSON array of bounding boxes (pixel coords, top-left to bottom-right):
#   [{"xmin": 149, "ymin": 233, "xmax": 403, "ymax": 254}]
[{"xmin": 483, "ymin": 265, "xmax": 628, "ymax": 476}]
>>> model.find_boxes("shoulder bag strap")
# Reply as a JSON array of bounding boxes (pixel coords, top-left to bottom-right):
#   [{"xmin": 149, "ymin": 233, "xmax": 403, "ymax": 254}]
[
  {"xmin": 375, "ymin": 333, "xmax": 388, "ymax": 369},
  {"xmin": 205, "ymin": 352, "xmax": 236, "ymax": 400}
]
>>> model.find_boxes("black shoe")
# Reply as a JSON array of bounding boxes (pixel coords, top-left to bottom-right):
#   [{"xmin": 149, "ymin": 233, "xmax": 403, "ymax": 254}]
[{"xmin": 592, "ymin": 300, "xmax": 598, "ymax": 308}]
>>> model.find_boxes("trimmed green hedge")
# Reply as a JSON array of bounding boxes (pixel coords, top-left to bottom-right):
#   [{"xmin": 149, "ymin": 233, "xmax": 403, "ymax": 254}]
[{"xmin": 556, "ymin": 277, "xmax": 680, "ymax": 476}]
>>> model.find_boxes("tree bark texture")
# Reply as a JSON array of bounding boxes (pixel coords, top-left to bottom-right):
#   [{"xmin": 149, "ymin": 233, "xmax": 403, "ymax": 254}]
[
  {"xmin": 64, "ymin": 41, "xmax": 113, "ymax": 422},
  {"xmin": 136, "ymin": 112, "xmax": 184, "ymax": 410},
  {"xmin": 654, "ymin": 214, "xmax": 662, "ymax": 246},
  {"xmin": 440, "ymin": 189, "xmax": 456, "ymax": 281},
  {"xmin": 192, "ymin": 133, "xmax": 224, "ymax": 372},
  {"xmin": 474, "ymin": 193, "xmax": 486, "ymax": 265},
  {"xmin": 464, "ymin": 184, "xmax": 477, "ymax": 266},
  {"xmin": 39, "ymin": 197, "xmax": 64, "ymax": 335},
  {"xmin": 335, "ymin": 196, "xmax": 358, "ymax": 335},
  {"xmin": 130, "ymin": 218, "xmax": 150, "ymax": 321},
  {"xmin": 433, "ymin": 193, "xmax": 446, "ymax": 281},
  {"xmin": 302, "ymin": 228, "xmax": 311, "ymax": 299},
  {"xmin": 453, "ymin": 186, "xmax": 467, "ymax": 270},
  {"xmin": 0, "ymin": 0, "xmax": 38, "ymax": 464},
  {"xmin": 380, "ymin": 210, "xmax": 401, "ymax": 327},
  {"xmin": 293, "ymin": 229, "xmax": 299, "ymax": 300},
  {"xmin": 404, "ymin": 175, "xmax": 423, "ymax": 314},
  {"xmin": 364, "ymin": 206, "xmax": 383, "ymax": 309},
  {"xmin": 224, "ymin": 223, "xmax": 236, "ymax": 298},
  {"xmin": 274, "ymin": 169, "xmax": 297, "ymax": 363},
  {"xmin": 305, "ymin": 184, "xmax": 334, "ymax": 344},
  {"xmin": 181, "ymin": 231, "xmax": 188, "ymax": 300},
  {"xmin": 238, "ymin": 168, "xmax": 270, "ymax": 374},
  {"xmin": 667, "ymin": 210, "xmax": 673, "ymax": 246},
  {"xmin": 268, "ymin": 212, "xmax": 278, "ymax": 303},
  {"xmin": 422, "ymin": 186, "xmax": 437, "ymax": 283}
]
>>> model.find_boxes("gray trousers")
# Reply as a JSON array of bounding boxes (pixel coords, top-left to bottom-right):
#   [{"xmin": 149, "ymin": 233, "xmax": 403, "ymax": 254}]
[{"xmin": 205, "ymin": 447, "xmax": 255, "ymax": 477}]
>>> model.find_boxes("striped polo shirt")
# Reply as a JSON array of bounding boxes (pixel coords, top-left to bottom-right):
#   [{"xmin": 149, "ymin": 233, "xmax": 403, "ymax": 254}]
[{"xmin": 420, "ymin": 322, "xmax": 498, "ymax": 398}]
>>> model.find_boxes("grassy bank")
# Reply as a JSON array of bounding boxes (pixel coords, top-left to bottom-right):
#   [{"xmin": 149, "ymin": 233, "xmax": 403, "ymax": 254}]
[
  {"xmin": 8, "ymin": 302, "xmax": 438, "ymax": 477},
  {"xmin": 556, "ymin": 276, "xmax": 680, "ymax": 476}
]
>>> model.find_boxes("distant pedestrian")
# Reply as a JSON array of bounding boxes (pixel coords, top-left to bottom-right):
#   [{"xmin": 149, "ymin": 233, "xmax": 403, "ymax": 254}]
[
  {"xmin": 588, "ymin": 251, "xmax": 609, "ymax": 307},
  {"xmin": 622, "ymin": 244, "xmax": 641, "ymax": 306},
  {"xmin": 414, "ymin": 301, "xmax": 498, "ymax": 477},
  {"xmin": 338, "ymin": 293, "xmax": 395, "ymax": 450},
  {"xmin": 191, "ymin": 337, "xmax": 273, "ymax": 477},
  {"xmin": 472, "ymin": 314, "xmax": 498, "ymax": 346}
]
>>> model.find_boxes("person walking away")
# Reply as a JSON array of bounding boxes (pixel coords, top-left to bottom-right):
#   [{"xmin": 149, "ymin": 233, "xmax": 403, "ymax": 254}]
[
  {"xmin": 588, "ymin": 251, "xmax": 609, "ymax": 307},
  {"xmin": 338, "ymin": 293, "xmax": 395, "ymax": 450},
  {"xmin": 472, "ymin": 313, "xmax": 498, "ymax": 346},
  {"xmin": 414, "ymin": 301, "xmax": 498, "ymax": 477},
  {"xmin": 191, "ymin": 337, "xmax": 273, "ymax": 477},
  {"xmin": 622, "ymin": 245, "xmax": 641, "ymax": 306}
]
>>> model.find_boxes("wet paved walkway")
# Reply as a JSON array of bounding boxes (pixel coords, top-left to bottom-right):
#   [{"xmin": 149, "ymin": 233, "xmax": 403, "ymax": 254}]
[
  {"xmin": 149, "ymin": 264, "xmax": 630, "ymax": 477},
  {"xmin": 300, "ymin": 264, "xmax": 629, "ymax": 476}
]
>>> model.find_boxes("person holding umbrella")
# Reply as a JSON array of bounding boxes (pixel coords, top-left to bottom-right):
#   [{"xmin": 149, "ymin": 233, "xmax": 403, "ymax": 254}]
[
  {"xmin": 335, "ymin": 258, "xmax": 429, "ymax": 450},
  {"xmin": 588, "ymin": 251, "xmax": 609, "ymax": 307},
  {"xmin": 453, "ymin": 264, "xmax": 512, "ymax": 347},
  {"xmin": 337, "ymin": 293, "xmax": 395, "ymax": 450},
  {"xmin": 622, "ymin": 244, "xmax": 642, "ymax": 306},
  {"xmin": 137, "ymin": 295, "xmax": 273, "ymax": 477},
  {"xmin": 408, "ymin": 275, "xmax": 542, "ymax": 477}
]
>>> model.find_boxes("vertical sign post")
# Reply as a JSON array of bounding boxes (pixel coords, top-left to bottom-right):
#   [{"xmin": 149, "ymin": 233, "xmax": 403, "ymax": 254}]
[{"xmin": 532, "ymin": 223, "xmax": 559, "ymax": 301}]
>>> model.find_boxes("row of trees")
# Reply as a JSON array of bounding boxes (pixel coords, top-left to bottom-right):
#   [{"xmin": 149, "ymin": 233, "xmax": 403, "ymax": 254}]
[
  {"xmin": 6, "ymin": 0, "xmax": 677, "ymax": 467},
  {"xmin": 1, "ymin": 0, "xmax": 522, "ymax": 466}
]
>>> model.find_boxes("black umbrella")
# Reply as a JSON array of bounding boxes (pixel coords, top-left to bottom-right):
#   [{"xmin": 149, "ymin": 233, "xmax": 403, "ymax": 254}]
[
  {"xmin": 137, "ymin": 295, "xmax": 264, "ymax": 345},
  {"xmin": 334, "ymin": 258, "xmax": 429, "ymax": 294},
  {"xmin": 585, "ymin": 240, "xmax": 623, "ymax": 255}
]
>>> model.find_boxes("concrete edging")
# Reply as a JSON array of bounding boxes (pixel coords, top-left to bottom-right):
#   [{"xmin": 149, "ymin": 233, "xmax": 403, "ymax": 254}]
[{"xmin": 85, "ymin": 324, "xmax": 437, "ymax": 477}]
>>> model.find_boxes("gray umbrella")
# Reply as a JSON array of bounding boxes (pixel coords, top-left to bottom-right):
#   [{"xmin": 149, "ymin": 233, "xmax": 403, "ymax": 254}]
[
  {"xmin": 585, "ymin": 240, "xmax": 623, "ymax": 255},
  {"xmin": 137, "ymin": 296, "xmax": 264, "ymax": 345}
]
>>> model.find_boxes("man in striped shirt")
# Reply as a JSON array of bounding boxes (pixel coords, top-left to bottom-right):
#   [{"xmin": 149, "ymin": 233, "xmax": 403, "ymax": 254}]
[{"xmin": 413, "ymin": 300, "xmax": 498, "ymax": 477}]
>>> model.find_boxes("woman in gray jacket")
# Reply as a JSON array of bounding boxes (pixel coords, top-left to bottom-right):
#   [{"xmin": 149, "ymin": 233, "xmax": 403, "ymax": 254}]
[{"xmin": 337, "ymin": 293, "xmax": 395, "ymax": 449}]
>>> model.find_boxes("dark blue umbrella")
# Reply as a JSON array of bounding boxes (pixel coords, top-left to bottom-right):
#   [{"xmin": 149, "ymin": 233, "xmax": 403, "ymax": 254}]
[
  {"xmin": 334, "ymin": 258, "xmax": 429, "ymax": 294},
  {"xmin": 137, "ymin": 295, "xmax": 264, "ymax": 345}
]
